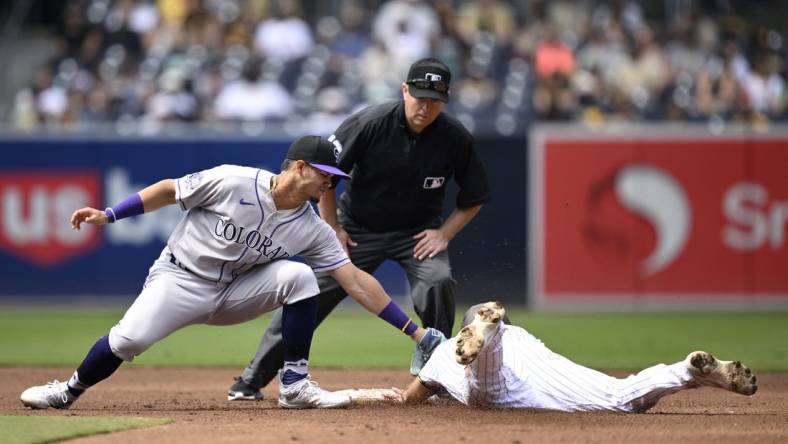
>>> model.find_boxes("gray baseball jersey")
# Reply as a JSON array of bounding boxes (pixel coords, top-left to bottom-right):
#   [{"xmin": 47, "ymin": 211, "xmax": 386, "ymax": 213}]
[
  {"xmin": 419, "ymin": 323, "xmax": 694, "ymax": 412},
  {"xmin": 170, "ymin": 165, "xmax": 349, "ymax": 282},
  {"xmin": 107, "ymin": 165, "xmax": 350, "ymax": 362}
]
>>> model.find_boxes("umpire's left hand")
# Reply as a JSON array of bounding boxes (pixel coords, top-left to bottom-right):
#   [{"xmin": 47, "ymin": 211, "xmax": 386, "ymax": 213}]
[{"xmin": 413, "ymin": 229, "xmax": 449, "ymax": 260}]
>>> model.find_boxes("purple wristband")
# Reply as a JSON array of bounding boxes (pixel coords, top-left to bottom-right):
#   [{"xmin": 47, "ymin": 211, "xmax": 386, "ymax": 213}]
[
  {"xmin": 105, "ymin": 193, "xmax": 144, "ymax": 223},
  {"xmin": 377, "ymin": 301, "xmax": 418, "ymax": 335}
]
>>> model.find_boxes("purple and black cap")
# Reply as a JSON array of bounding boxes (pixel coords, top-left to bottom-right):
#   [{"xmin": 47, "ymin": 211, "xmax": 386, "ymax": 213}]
[
  {"xmin": 406, "ymin": 58, "xmax": 451, "ymax": 103},
  {"xmin": 286, "ymin": 135, "xmax": 350, "ymax": 179}
]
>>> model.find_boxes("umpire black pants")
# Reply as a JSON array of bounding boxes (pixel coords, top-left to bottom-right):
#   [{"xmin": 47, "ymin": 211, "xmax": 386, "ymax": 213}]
[{"xmin": 239, "ymin": 215, "xmax": 456, "ymax": 389}]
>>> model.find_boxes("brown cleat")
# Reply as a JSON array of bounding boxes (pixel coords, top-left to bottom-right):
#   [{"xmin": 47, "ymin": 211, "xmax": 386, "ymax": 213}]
[
  {"xmin": 686, "ymin": 351, "xmax": 758, "ymax": 395},
  {"xmin": 455, "ymin": 301, "xmax": 505, "ymax": 365}
]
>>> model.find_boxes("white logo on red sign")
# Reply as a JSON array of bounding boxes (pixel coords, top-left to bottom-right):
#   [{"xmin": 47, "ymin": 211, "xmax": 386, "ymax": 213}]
[
  {"xmin": 614, "ymin": 165, "xmax": 691, "ymax": 276},
  {"xmin": 0, "ymin": 172, "xmax": 101, "ymax": 266}
]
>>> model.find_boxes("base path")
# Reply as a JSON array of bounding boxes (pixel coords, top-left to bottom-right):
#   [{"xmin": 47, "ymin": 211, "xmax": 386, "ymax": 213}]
[{"xmin": 3, "ymin": 368, "xmax": 787, "ymax": 443}]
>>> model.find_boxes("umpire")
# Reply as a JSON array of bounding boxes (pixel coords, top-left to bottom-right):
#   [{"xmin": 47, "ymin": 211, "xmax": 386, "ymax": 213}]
[{"xmin": 228, "ymin": 57, "xmax": 490, "ymax": 400}]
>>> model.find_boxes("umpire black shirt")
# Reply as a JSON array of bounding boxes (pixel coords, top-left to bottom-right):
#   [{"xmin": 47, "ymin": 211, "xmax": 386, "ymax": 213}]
[{"xmin": 330, "ymin": 100, "xmax": 490, "ymax": 232}]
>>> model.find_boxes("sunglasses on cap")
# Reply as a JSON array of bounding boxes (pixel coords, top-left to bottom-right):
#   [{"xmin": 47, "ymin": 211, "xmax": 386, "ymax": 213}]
[{"xmin": 407, "ymin": 79, "xmax": 450, "ymax": 94}]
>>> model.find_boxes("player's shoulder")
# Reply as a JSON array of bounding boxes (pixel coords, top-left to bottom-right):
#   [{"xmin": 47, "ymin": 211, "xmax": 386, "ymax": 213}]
[
  {"xmin": 307, "ymin": 206, "xmax": 337, "ymax": 232},
  {"xmin": 213, "ymin": 164, "xmax": 263, "ymax": 176},
  {"xmin": 291, "ymin": 202, "xmax": 324, "ymax": 226},
  {"xmin": 204, "ymin": 164, "xmax": 271, "ymax": 182}
]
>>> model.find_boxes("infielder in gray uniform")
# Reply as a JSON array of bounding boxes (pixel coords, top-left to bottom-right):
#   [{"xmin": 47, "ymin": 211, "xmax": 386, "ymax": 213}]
[
  {"xmin": 369, "ymin": 302, "xmax": 758, "ymax": 412},
  {"xmin": 20, "ymin": 135, "xmax": 440, "ymax": 410}
]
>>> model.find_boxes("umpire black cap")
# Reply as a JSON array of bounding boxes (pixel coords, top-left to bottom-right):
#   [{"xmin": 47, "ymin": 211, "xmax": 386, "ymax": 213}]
[
  {"xmin": 286, "ymin": 135, "xmax": 350, "ymax": 179},
  {"xmin": 406, "ymin": 58, "xmax": 451, "ymax": 103}
]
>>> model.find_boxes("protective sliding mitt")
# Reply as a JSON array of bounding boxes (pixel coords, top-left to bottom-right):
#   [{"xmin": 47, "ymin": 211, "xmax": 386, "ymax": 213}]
[{"xmin": 410, "ymin": 327, "xmax": 447, "ymax": 376}]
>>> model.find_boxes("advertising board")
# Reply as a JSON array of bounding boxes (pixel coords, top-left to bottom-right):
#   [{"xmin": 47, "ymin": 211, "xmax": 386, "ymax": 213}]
[{"xmin": 530, "ymin": 127, "xmax": 788, "ymax": 309}]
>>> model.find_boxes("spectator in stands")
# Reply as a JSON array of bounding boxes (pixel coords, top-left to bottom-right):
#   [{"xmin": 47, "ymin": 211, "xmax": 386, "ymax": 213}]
[
  {"xmin": 612, "ymin": 24, "xmax": 670, "ymax": 117},
  {"xmin": 144, "ymin": 68, "xmax": 200, "ymax": 122},
  {"xmin": 178, "ymin": 6, "xmax": 224, "ymax": 54},
  {"xmin": 694, "ymin": 42, "xmax": 744, "ymax": 120},
  {"xmin": 328, "ymin": 0, "xmax": 371, "ymax": 61},
  {"xmin": 157, "ymin": 0, "xmax": 196, "ymax": 30},
  {"xmin": 430, "ymin": 0, "xmax": 464, "ymax": 77},
  {"xmin": 357, "ymin": 40, "xmax": 398, "ymax": 102},
  {"xmin": 58, "ymin": 0, "xmax": 89, "ymax": 59},
  {"xmin": 81, "ymin": 85, "xmax": 112, "ymax": 123},
  {"xmin": 666, "ymin": 18, "xmax": 709, "ymax": 80},
  {"xmin": 740, "ymin": 52, "xmax": 785, "ymax": 118},
  {"xmin": 534, "ymin": 24, "xmax": 574, "ymax": 80},
  {"xmin": 34, "ymin": 71, "xmax": 69, "ymax": 124},
  {"xmin": 12, "ymin": 87, "xmax": 39, "ymax": 131},
  {"xmin": 253, "ymin": 0, "xmax": 314, "ymax": 63},
  {"xmin": 372, "ymin": 0, "xmax": 440, "ymax": 75},
  {"xmin": 533, "ymin": 24, "xmax": 576, "ymax": 120},
  {"xmin": 8, "ymin": 0, "xmax": 788, "ymax": 131},
  {"xmin": 455, "ymin": 0, "xmax": 516, "ymax": 47},
  {"xmin": 213, "ymin": 57, "xmax": 293, "ymax": 121},
  {"xmin": 126, "ymin": 0, "xmax": 160, "ymax": 38}
]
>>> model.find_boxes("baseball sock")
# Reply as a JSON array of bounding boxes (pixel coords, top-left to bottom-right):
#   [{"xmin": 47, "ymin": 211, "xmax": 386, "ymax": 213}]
[
  {"xmin": 281, "ymin": 297, "xmax": 317, "ymax": 385},
  {"xmin": 66, "ymin": 335, "xmax": 123, "ymax": 397}
]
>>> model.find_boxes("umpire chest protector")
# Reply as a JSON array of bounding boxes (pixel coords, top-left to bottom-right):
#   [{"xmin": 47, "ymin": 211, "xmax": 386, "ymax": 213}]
[{"xmin": 333, "ymin": 101, "xmax": 489, "ymax": 232}]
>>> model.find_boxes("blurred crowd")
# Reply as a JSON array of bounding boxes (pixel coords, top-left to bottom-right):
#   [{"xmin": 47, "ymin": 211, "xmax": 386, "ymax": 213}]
[{"xmin": 9, "ymin": 0, "xmax": 788, "ymax": 135}]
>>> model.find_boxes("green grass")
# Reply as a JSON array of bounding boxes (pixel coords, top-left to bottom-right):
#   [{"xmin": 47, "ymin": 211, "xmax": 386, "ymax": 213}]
[
  {"xmin": 1, "ymin": 308, "xmax": 787, "ymax": 370},
  {"xmin": 4, "ymin": 309, "xmax": 784, "ymax": 444},
  {"xmin": 0, "ymin": 416, "xmax": 172, "ymax": 444}
]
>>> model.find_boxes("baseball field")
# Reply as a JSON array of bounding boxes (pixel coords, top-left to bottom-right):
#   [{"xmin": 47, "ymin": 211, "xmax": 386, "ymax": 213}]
[{"xmin": 2, "ymin": 307, "xmax": 788, "ymax": 443}]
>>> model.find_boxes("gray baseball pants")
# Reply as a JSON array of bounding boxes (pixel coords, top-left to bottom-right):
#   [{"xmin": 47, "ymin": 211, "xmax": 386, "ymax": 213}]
[{"xmin": 239, "ymin": 216, "xmax": 456, "ymax": 389}]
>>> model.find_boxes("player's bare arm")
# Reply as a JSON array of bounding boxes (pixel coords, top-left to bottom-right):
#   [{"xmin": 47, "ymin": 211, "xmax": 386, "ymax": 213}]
[
  {"xmin": 328, "ymin": 262, "xmax": 428, "ymax": 343},
  {"xmin": 71, "ymin": 179, "xmax": 176, "ymax": 230},
  {"xmin": 413, "ymin": 204, "xmax": 482, "ymax": 260},
  {"xmin": 317, "ymin": 189, "xmax": 357, "ymax": 253},
  {"xmin": 386, "ymin": 378, "xmax": 435, "ymax": 404},
  {"xmin": 138, "ymin": 179, "xmax": 177, "ymax": 212},
  {"xmin": 335, "ymin": 376, "xmax": 435, "ymax": 406}
]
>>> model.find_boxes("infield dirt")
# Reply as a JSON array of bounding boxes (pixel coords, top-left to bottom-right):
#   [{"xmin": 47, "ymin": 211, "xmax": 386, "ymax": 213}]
[{"xmin": 3, "ymin": 367, "xmax": 787, "ymax": 443}]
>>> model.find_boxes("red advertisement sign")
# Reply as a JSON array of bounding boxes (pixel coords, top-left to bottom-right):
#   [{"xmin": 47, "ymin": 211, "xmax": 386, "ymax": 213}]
[
  {"xmin": 531, "ymin": 131, "xmax": 788, "ymax": 303},
  {"xmin": 0, "ymin": 171, "xmax": 102, "ymax": 266}
]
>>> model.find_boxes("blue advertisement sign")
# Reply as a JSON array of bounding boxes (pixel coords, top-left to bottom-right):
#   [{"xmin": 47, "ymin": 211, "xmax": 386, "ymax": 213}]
[{"xmin": 0, "ymin": 137, "xmax": 408, "ymax": 298}]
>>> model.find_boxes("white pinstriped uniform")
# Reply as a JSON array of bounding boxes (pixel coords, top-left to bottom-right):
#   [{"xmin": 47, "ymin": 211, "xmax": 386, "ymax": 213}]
[
  {"xmin": 108, "ymin": 165, "xmax": 350, "ymax": 361},
  {"xmin": 419, "ymin": 323, "xmax": 695, "ymax": 412}
]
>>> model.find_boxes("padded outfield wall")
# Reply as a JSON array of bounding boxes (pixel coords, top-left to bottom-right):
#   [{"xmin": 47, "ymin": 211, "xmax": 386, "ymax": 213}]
[
  {"xmin": 4, "ymin": 125, "xmax": 785, "ymax": 310},
  {"xmin": 530, "ymin": 124, "xmax": 788, "ymax": 310},
  {"xmin": 0, "ymin": 134, "xmax": 527, "ymax": 306}
]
